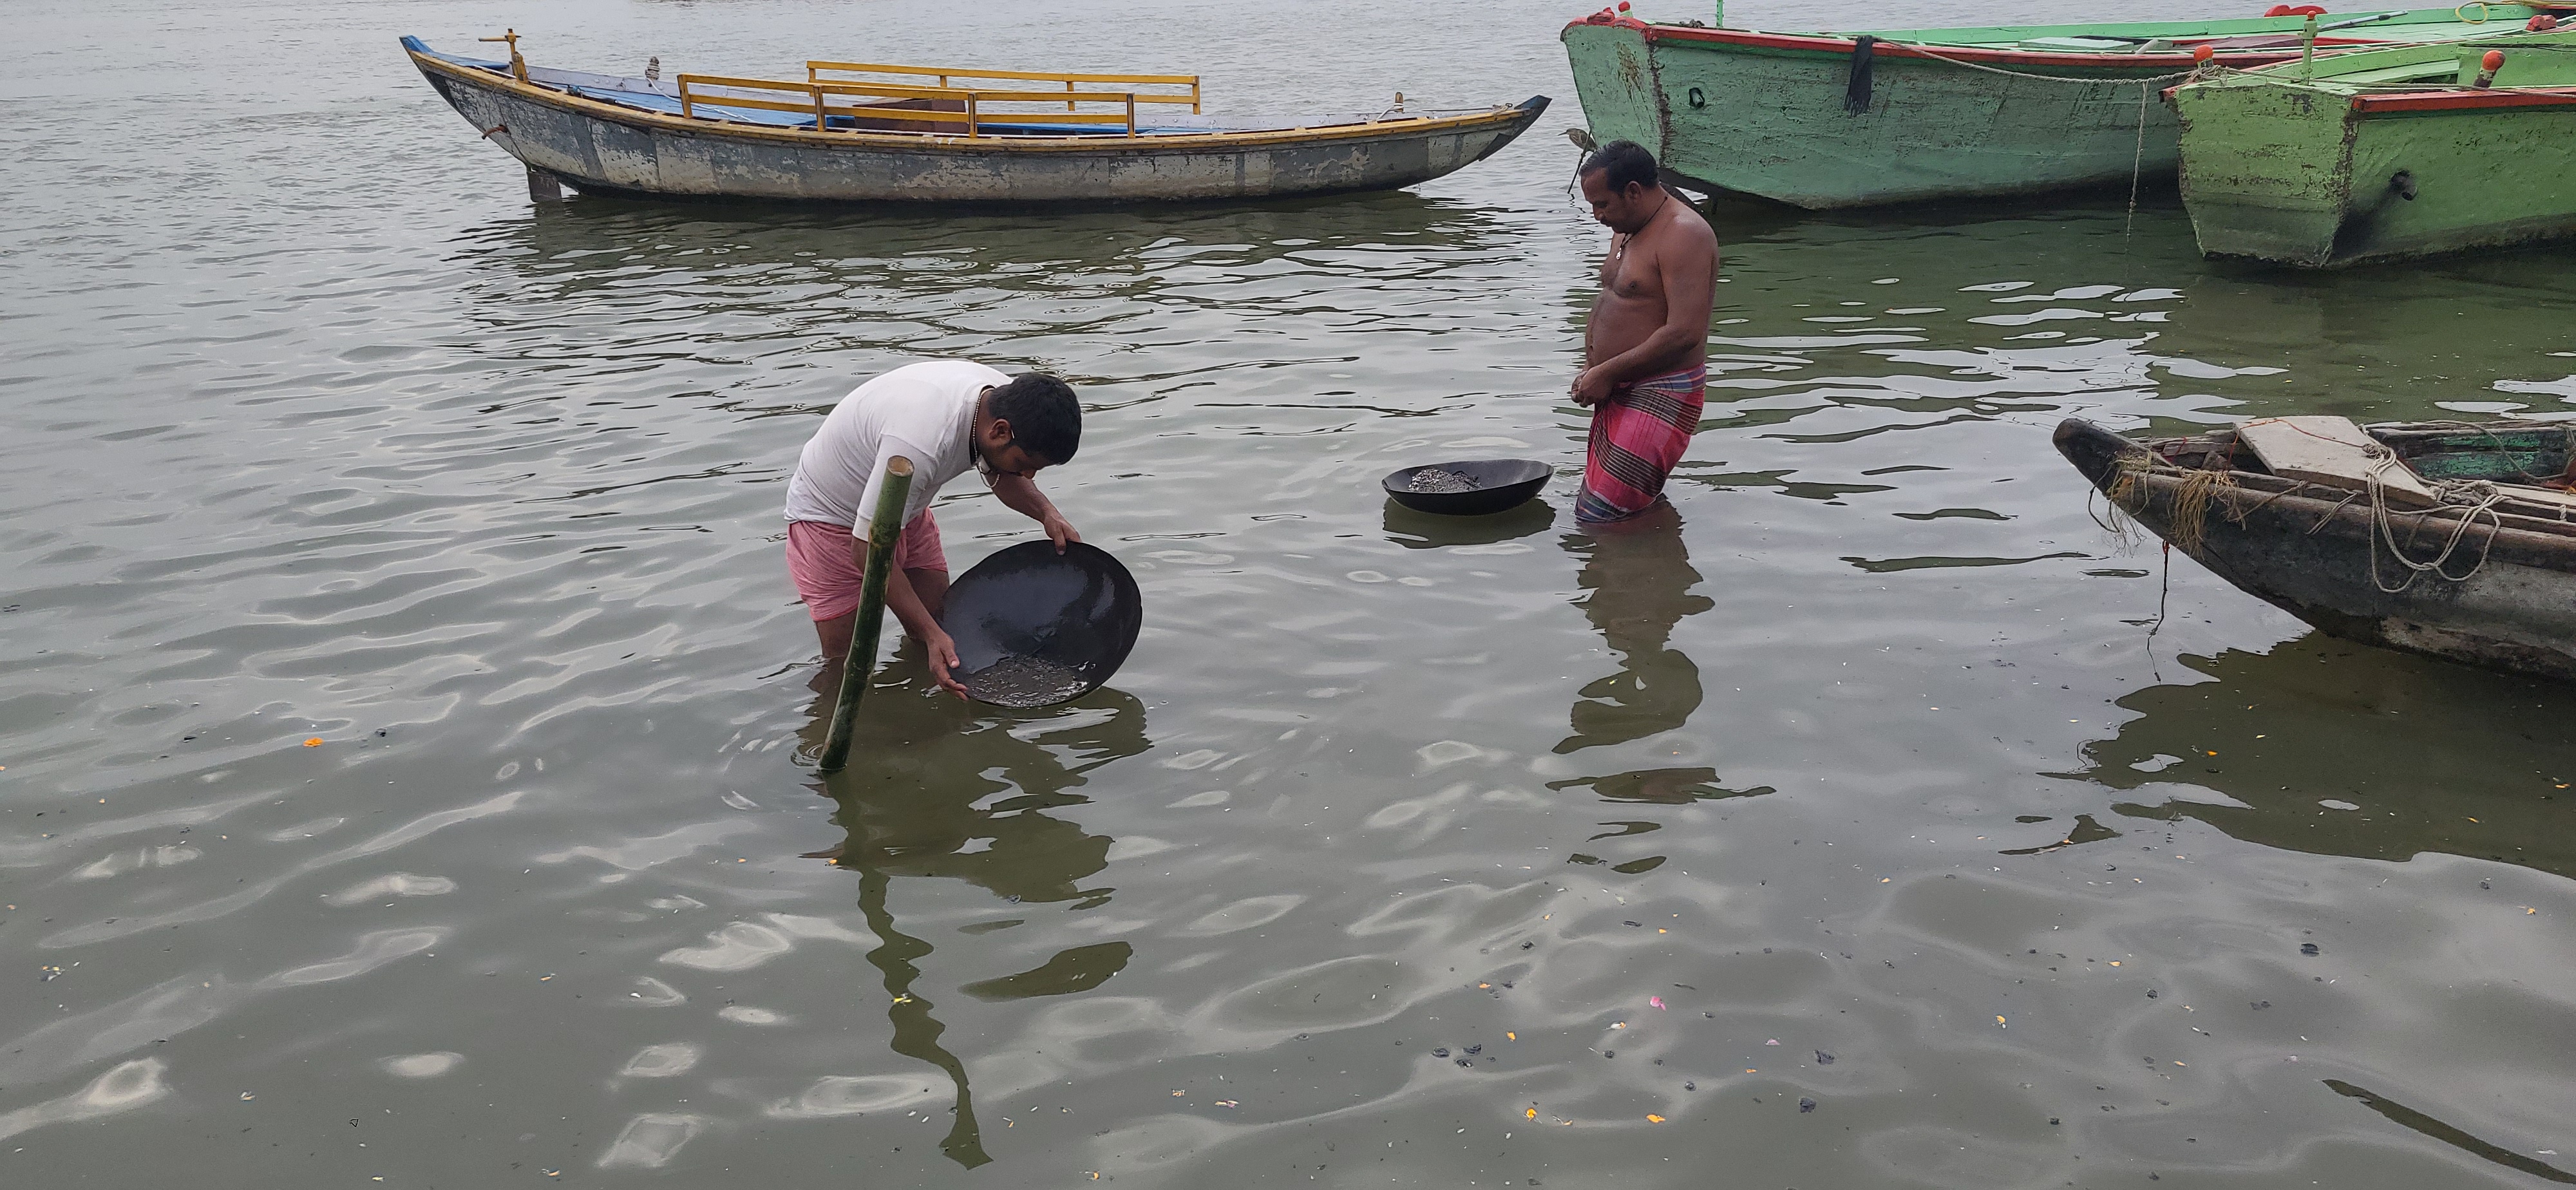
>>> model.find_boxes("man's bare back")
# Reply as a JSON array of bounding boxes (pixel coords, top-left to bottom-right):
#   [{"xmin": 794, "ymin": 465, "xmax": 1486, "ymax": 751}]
[{"xmin": 1575, "ymin": 172, "xmax": 1719, "ymax": 408}]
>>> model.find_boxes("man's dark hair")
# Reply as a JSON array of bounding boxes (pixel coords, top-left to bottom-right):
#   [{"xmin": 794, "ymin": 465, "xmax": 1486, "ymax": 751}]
[
  {"xmin": 988, "ymin": 372, "xmax": 1081, "ymax": 465},
  {"xmin": 1578, "ymin": 139, "xmax": 1659, "ymax": 193}
]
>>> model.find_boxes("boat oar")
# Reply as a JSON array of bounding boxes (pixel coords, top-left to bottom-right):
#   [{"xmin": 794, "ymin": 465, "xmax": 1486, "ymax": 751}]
[{"xmin": 819, "ymin": 457, "xmax": 914, "ymax": 772}]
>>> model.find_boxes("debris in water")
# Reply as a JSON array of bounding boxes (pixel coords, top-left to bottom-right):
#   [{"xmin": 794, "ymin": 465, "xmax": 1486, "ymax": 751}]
[
  {"xmin": 1406, "ymin": 468, "xmax": 1477, "ymax": 493},
  {"xmin": 1798, "ymin": 1097, "xmax": 1817, "ymax": 1113},
  {"xmin": 2300, "ymin": 943, "xmax": 2320, "ymax": 956},
  {"xmin": 1814, "ymin": 1050, "xmax": 1835, "ymax": 1065},
  {"xmin": 964, "ymin": 654, "xmax": 1091, "ymax": 707},
  {"xmin": 1645, "ymin": 1113, "xmax": 1666, "ymax": 1124},
  {"xmin": 1650, "ymin": 996, "xmax": 1666, "ymax": 1010}
]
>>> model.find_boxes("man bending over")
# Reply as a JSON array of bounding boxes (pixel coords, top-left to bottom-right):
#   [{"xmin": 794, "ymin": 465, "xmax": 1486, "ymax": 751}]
[
  {"xmin": 784, "ymin": 361, "xmax": 1081, "ymax": 694},
  {"xmin": 1572, "ymin": 140, "xmax": 1720, "ymax": 525}
]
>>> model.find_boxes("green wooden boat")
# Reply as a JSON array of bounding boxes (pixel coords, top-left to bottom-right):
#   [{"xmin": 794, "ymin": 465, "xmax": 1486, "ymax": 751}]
[
  {"xmin": 1562, "ymin": 3, "xmax": 2544, "ymax": 209},
  {"xmin": 2175, "ymin": 33, "xmax": 2576, "ymax": 265}
]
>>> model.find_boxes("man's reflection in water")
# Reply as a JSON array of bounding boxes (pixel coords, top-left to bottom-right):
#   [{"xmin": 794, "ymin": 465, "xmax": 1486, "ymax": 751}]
[
  {"xmin": 1549, "ymin": 504, "xmax": 1769, "ymax": 873},
  {"xmin": 793, "ymin": 661, "xmax": 1150, "ymax": 1169},
  {"xmin": 1555, "ymin": 501, "xmax": 1714, "ymax": 755}
]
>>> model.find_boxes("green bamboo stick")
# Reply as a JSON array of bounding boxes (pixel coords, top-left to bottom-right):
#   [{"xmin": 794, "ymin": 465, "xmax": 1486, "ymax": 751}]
[{"xmin": 819, "ymin": 456, "xmax": 914, "ymax": 772}]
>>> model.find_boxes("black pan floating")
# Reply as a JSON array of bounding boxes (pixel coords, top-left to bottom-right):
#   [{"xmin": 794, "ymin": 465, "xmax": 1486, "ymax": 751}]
[
  {"xmin": 939, "ymin": 541, "xmax": 1142, "ymax": 708},
  {"xmin": 1381, "ymin": 458, "xmax": 1551, "ymax": 516}
]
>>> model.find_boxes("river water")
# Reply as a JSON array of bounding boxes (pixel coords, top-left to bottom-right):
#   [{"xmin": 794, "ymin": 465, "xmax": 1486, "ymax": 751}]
[{"xmin": 7, "ymin": 0, "xmax": 2576, "ymax": 1185}]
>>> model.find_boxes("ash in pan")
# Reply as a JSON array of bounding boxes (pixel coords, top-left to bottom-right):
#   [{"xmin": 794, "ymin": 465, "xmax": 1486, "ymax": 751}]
[
  {"xmin": 963, "ymin": 654, "xmax": 1093, "ymax": 708},
  {"xmin": 1405, "ymin": 468, "xmax": 1477, "ymax": 493}
]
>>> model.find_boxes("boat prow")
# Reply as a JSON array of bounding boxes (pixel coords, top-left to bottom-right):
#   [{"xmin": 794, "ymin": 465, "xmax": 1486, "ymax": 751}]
[
  {"xmin": 2058, "ymin": 415, "xmax": 2576, "ymax": 682},
  {"xmin": 402, "ymin": 34, "xmax": 1548, "ymax": 205}
]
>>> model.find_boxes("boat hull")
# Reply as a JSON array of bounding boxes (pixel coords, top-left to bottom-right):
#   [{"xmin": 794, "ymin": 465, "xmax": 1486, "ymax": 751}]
[
  {"xmin": 1561, "ymin": 7, "xmax": 2542, "ymax": 209},
  {"xmin": 410, "ymin": 47, "xmax": 1544, "ymax": 204},
  {"xmin": 1564, "ymin": 21, "xmax": 2192, "ymax": 209},
  {"xmin": 2177, "ymin": 71, "xmax": 2576, "ymax": 267},
  {"xmin": 2055, "ymin": 418, "xmax": 2576, "ymax": 682}
]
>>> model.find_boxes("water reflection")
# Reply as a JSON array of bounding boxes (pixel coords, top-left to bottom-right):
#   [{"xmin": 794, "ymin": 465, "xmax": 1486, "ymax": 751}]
[
  {"xmin": 792, "ymin": 662, "xmax": 1151, "ymax": 1168},
  {"xmin": 1553, "ymin": 503, "xmax": 1713, "ymax": 755},
  {"xmin": 1540, "ymin": 506, "xmax": 1773, "ymax": 874},
  {"xmin": 2072, "ymin": 634, "xmax": 2576, "ymax": 878},
  {"xmin": 450, "ymin": 185, "xmax": 1517, "ymax": 305},
  {"xmin": 1379, "ymin": 497, "xmax": 1556, "ymax": 549}
]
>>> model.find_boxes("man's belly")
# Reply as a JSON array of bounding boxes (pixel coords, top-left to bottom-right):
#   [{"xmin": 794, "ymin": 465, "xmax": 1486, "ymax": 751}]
[{"xmin": 1586, "ymin": 296, "xmax": 1668, "ymax": 366}]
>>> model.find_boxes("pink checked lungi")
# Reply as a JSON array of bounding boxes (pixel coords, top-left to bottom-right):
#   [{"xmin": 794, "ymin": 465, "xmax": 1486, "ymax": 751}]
[
  {"xmin": 1576, "ymin": 364, "xmax": 1705, "ymax": 524},
  {"xmin": 784, "ymin": 509, "xmax": 947, "ymax": 621}
]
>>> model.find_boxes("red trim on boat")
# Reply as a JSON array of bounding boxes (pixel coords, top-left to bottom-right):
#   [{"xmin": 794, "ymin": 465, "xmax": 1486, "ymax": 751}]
[
  {"xmin": 2353, "ymin": 86, "xmax": 2576, "ymax": 111},
  {"xmin": 1562, "ymin": 10, "xmax": 2378, "ymax": 71}
]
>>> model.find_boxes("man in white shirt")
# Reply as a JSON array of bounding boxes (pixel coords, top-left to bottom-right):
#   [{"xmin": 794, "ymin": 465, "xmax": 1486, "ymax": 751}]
[{"xmin": 784, "ymin": 361, "xmax": 1083, "ymax": 695}]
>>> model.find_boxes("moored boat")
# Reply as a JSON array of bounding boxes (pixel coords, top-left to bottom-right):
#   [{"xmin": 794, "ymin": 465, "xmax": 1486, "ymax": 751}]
[
  {"xmin": 2055, "ymin": 415, "xmax": 2576, "ymax": 682},
  {"xmin": 402, "ymin": 33, "xmax": 1546, "ymax": 204},
  {"xmin": 1562, "ymin": 4, "xmax": 2544, "ymax": 209},
  {"xmin": 2174, "ymin": 33, "xmax": 2576, "ymax": 265}
]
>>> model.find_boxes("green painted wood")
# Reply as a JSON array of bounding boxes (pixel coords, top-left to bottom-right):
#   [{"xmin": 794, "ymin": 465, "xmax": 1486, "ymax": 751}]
[
  {"xmin": 819, "ymin": 458, "xmax": 914, "ymax": 773},
  {"xmin": 2175, "ymin": 35, "xmax": 2576, "ymax": 266},
  {"xmin": 1562, "ymin": 5, "xmax": 2542, "ymax": 209}
]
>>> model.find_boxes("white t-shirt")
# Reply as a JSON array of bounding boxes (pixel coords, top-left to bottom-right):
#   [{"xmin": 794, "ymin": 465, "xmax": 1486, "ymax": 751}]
[{"xmin": 782, "ymin": 360, "xmax": 1008, "ymax": 539}]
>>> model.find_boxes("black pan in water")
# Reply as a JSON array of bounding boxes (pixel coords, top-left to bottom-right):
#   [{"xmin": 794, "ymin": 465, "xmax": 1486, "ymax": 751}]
[
  {"xmin": 938, "ymin": 541, "xmax": 1142, "ymax": 708},
  {"xmin": 1381, "ymin": 458, "xmax": 1552, "ymax": 516}
]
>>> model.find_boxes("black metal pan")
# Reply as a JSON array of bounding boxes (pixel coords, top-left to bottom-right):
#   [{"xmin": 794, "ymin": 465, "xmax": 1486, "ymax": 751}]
[
  {"xmin": 1380, "ymin": 458, "xmax": 1551, "ymax": 516},
  {"xmin": 938, "ymin": 541, "xmax": 1142, "ymax": 708}
]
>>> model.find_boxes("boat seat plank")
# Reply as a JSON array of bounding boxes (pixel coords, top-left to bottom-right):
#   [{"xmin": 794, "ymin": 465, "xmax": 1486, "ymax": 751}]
[{"xmin": 2238, "ymin": 415, "xmax": 2439, "ymax": 508}]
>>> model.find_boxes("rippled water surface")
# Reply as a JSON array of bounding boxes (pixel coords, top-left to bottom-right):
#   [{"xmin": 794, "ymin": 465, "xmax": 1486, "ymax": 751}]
[{"xmin": 8, "ymin": 0, "xmax": 2576, "ymax": 1185}]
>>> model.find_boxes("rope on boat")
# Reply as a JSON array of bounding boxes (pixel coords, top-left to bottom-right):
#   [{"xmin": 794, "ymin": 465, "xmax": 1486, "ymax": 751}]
[
  {"xmin": 2102, "ymin": 445, "xmax": 2512, "ymax": 589},
  {"xmin": 2362, "ymin": 444, "xmax": 2508, "ymax": 592}
]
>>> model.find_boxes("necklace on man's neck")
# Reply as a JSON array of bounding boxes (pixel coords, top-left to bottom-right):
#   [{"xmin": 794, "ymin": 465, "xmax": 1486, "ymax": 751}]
[
  {"xmin": 968, "ymin": 389, "xmax": 989, "ymax": 467},
  {"xmin": 1613, "ymin": 191, "xmax": 1672, "ymax": 261}
]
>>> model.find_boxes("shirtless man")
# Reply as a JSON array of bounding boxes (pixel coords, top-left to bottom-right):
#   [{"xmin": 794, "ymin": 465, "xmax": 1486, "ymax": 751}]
[
  {"xmin": 783, "ymin": 361, "xmax": 1082, "ymax": 695},
  {"xmin": 1572, "ymin": 140, "xmax": 1720, "ymax": 525}
]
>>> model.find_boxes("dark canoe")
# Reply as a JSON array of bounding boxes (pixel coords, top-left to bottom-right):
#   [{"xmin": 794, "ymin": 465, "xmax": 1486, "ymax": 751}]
[
  {"xmin": 401, "ymin": 37, "xmax": 1547, "ymax": 204},
  {"xmin": 2054, "ymin": 417, "xmax": 2576, "ymax": 682}
]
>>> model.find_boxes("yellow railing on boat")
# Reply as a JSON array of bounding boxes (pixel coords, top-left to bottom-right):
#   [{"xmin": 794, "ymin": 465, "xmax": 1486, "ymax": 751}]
[
  {"xmin": 806, "ymin": 61, "xmax": 1202, "ymax": 115},
  {"xmin": 675, "ymin": 70, "xmax": 1195, "ymax": 137}
]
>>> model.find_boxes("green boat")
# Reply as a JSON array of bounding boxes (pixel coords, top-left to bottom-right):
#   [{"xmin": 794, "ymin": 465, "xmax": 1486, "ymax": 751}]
[
  {"xmin": 2175, "ymin": 33, "xmax": 2576, "ymax": 265},
  {"xmin": 1561, "ymin": 3, "xmax": 2544, "ymax": 209}
]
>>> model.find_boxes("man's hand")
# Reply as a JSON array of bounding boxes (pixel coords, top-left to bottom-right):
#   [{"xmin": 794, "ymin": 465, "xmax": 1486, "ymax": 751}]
[
  {"xmin": 1571, "ymin": 366, "xmax": 1618, "ymax": 408},
  {"xmin": 1040, "ymin": 512, "xmax": 1082, "ymax": 553},
  {"xmin": 924, "ymin": 629, "xmax": 968, "ymax": 697}
]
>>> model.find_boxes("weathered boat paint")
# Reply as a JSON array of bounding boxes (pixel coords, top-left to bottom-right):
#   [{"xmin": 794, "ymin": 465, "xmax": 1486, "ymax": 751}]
[
  {"xmin": 1561, "ymin": 5, "xmax": 2543, "ymax": 209},
  {"xmin": 2174, "ymin": 35, "xmax": 2576, "ymax": 266},
  {"xmin": 404, "ymin": 39, "xmax": 1546, "ymax": 204},
  {"xmin": 2056, "ymin": 417, "xmax": 2576, "ymax": 683}
]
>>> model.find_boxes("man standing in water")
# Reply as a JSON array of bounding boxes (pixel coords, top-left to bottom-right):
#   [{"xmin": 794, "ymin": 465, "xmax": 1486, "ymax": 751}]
[
  {"xmin": 784, "ymin": 361, "xmax": 1083, "ymax": 695},
  {"xmin": 1573, "ymin": 140, "xmax": 1719, "ymax": 525}
]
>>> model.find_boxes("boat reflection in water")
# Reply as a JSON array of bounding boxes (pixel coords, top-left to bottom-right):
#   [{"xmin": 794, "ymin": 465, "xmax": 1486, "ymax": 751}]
[
  {"xmin": 2073, "ymin": 634, "xmax": 2576, "ymax": 879},
  {"xmin": 1544, "ymin": 505, "xmax": 1773, "ymax": 874},
  {"xmin": 791, "ymin": 657, "xmax": 1151, "ymax": 1168}
]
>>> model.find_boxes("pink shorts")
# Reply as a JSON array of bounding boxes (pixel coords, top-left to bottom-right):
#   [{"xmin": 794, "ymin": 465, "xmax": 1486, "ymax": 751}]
[{"xmin": 786, "ymin": 511, "xmax": 946, "ymax": 621}]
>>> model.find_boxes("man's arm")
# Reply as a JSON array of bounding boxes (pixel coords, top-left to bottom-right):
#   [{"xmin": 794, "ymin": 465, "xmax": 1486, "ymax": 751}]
[
  {"xmin": 853, "ymin": 534, "xmax": 967, "ymax": 695},
  {"xmin": 1576, "ymin": 234, "xmax": 1716, "ymax": 402},
  {"xmin": 990, "ymin": 473, "xmax": 1080, "ymax": 552}
]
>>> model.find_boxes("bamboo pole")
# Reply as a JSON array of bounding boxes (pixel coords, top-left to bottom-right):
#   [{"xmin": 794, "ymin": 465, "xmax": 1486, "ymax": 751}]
[{"xmin": 819, "ymin": 457, "xmax": 914, "ymax": 772}]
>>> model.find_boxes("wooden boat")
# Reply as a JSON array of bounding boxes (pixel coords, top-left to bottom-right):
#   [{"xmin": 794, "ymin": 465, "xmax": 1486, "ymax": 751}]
[
  {"xmin": 2174, "ymin": 33, "xmax": 2576, "ymax": 265},
  {"xmin": 402, "ymin": 33, "xmax": 1546, "ymax": 204},
  {"xmin": 2054, "ymin": 415, "xmax": 2576, "ymax": 682},
  {"xmin": 1561, "ymin": 3, "xmax": 2544, "ymax": 209}
]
